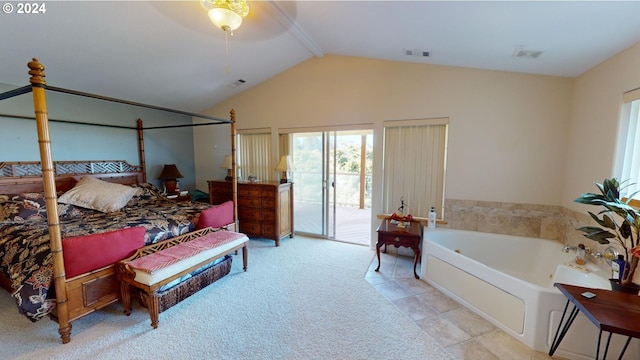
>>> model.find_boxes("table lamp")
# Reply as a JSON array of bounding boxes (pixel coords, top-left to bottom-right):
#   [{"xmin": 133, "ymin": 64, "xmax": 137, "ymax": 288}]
[
  {"xmin": 158, "ymin": 164, "xmax": 183, "ymax": 194},
  {"xmin": 275, "ymin": 155, "xmax": 292, "ymax": 184}
]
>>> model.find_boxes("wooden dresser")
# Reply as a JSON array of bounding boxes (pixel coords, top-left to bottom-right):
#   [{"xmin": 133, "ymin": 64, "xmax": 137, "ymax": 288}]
[{"xmin": 208, "ymin": 180, "xmax": 293, "ymax": 246}]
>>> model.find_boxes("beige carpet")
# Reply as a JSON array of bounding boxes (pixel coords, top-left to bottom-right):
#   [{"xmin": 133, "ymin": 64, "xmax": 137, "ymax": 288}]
[{"xmin": 0, "ymin": 236, "xmax": 451, "ymax": 360}]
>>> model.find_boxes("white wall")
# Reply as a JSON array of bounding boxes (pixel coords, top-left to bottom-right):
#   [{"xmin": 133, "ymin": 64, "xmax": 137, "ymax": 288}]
[
  {"xmin": 562, "ymin": 42, "xmax": 640, "ymax": 211},
  {"xmin": 194, "ymin": 55, "xmax": 573, "ymax": 213}
]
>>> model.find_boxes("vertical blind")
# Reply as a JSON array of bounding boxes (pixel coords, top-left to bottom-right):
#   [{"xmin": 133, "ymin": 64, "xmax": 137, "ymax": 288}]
[
  {"xmin": 237, "ymin": 130, "xmax": 272, "ymax": 181},
  {"xmin": 382, "ymin": 118, "xmax": 448, "ymax": 218},
  {"xmin": 620, "ymin": 88, "xmax": 640, "ymax": 198}
]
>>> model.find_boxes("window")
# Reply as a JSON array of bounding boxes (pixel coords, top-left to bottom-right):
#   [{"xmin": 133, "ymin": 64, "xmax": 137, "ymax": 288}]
[
  {"xmin": 617, "ymin": 88, "xmax": 640, "ymax": 199},
  {"xmin": 237, "ymin": 129, "xmax": 272, "ymax": 181},
  {"xmin": 382, "ymin": 118, "xmax": 448, "ymax": 219}
]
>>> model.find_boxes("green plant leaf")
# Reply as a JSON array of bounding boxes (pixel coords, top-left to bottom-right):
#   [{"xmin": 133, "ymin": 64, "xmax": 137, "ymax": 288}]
[
  {"xmin": 602, "ymin": 214, "xmax": 616, "ymax": 229},
  {"xmin": 621, "ymin": 221, "xmax": 632, "ymax": 239},
  {"xmin": 576, "ymin": 226, "xmax": 615, "ymax": 244}
]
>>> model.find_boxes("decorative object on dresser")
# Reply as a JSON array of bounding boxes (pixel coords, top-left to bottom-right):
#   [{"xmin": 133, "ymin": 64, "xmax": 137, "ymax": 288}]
[
  {"xmin": 275, "ymin": 155, "xmax": 293, "ymax": 183},
  {"xmin": 158, "ymin": 164, "xmax": 183, "ymax": 194},
  {"xmin": 208, "ymin": 180, "xmax": 293, "ymax": 246}
]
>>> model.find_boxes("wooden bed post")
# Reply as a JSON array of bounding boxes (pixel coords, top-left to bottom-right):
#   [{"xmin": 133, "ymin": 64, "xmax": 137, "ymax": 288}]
[
  {"xmin": 137, "ymin": 118, "xmax": 146, "ymax": 182},
  {"xmin": 28, "ymin": 58, "xmax": 71, "ymax": 343},
  {"xmin": 230, "ymin": 109, "xmax": 238, "ymax": 230}
]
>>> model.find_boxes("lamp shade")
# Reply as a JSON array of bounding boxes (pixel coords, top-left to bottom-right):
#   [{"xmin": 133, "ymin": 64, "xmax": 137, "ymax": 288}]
[
  {"xmin": 221, "ymin": 155, "xmax": 233, "ymax": 170},
  {"xmin": 158, "ymin": 164, "xmax": 183, "ymax": 180},
  {"xmin": 275, "ymin": 155, "xmax": 292, "ymax": 172}
]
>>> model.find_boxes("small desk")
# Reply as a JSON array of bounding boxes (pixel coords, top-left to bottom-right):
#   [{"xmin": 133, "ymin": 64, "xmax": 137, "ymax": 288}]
[
  {"xmin": 375, "ymin": 219, "xmax": 422, "ymax": 279},
  {"xmin": 550, "ymin": 283, "xmax": 640, "ymax": 359}
]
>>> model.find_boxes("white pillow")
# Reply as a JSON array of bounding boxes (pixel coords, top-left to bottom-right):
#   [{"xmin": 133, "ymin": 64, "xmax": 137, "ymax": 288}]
[{"xmin": 58, "ymin": 176, "xmax": 137, "ymax": 212}]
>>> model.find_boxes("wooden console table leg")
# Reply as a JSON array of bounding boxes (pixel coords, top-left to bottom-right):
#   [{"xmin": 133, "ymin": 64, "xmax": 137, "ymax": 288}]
[
  {"xmin": 242, "ymin": 245, "xmax": 248, "ymax": 272},
  {"xmin": 375, "ymin": 243, "xmax": 382, "ymax": 272}
]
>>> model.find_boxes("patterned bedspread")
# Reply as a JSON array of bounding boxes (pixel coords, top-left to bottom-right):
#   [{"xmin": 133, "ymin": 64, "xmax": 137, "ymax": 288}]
[{"xmin": 0, "ymin": 183, "xmax": 213, "ymax": 322}]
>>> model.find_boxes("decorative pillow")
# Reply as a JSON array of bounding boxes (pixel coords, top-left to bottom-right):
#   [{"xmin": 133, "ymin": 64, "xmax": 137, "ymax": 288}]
[
  {"xmin": 58, "ymin": 176, "xmax": 137, "ymax": 213},
  {"xmin": 0, "ymin": 193, "xmax": 47, "ymax": 222},
  {"xmin": 62, "ymin": 226, "xmax": 146, "ymax": 278},
  {"xmin": 196, "ymin": 200, "xmax": 234, "ymax": 229}
]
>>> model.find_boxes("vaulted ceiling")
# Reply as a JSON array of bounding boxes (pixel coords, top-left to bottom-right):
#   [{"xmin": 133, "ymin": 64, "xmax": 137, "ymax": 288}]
[{"xmin": 3, "ymin": 1, "xmax": 640, "ymax": 113}]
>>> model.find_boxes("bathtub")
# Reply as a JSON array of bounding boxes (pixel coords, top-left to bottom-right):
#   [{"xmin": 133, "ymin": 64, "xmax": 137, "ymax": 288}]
[{"xmin": 421, "ymin": 228, "xmax": 640, "ymax": 360}]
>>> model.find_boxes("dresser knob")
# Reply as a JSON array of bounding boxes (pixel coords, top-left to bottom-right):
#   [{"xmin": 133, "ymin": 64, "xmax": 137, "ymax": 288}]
[{"xmin": 394, "ymin": 237, "xmax": 400, "ymax": 242}]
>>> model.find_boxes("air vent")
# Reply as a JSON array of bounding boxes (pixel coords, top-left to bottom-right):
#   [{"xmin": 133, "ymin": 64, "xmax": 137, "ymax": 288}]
[
  {"xmin": 512, "ymin": 49, "xmax": 543, "ymax": 59},
  {"xmin": 404, "ymin": 49, "xmax": 431, "ymax": 58},
  {"xmin": 228, "ymin": 79, "xmax": 246, "ymax": 88}
]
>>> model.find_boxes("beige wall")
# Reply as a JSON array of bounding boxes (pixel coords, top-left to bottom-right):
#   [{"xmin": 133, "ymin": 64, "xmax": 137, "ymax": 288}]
[
  {"xmin": 195, "ymin": 55, "xmax": 573, "ymax": 214},
  {"xmin": 562, "ymin": 42, "xmax": 640, "ymax": 212}
]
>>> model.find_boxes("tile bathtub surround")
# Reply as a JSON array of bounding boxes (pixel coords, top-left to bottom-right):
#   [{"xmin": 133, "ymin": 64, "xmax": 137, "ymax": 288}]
[{"xmin": 443, "ymin": 199, "xmax": 566, "ymax": 240}]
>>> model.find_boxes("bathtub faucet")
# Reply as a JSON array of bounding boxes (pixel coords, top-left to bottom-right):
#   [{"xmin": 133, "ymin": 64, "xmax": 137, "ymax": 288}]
[{"xmin": 561, "ymin": 244, "xmax": 589, "ymax": 254}]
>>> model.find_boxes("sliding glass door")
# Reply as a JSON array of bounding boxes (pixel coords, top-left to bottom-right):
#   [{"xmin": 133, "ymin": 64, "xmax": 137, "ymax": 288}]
[
  {"xmin": 291, "ymin": 130, "xmax": 372, "ymax": 245},
  {"xmin": 291, "ymin": 132, "xmax": 326, "ymax": 236}
]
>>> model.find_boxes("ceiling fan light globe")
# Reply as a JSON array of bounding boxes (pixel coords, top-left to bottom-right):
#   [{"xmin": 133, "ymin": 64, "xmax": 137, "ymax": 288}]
[{"xmin": 208, "ymin": 8, "xmax": 243, "ymax": 31}]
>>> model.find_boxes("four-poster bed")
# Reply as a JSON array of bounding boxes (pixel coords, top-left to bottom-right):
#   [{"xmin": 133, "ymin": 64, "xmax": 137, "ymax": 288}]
[{"xmin": 0, "ymin": 59, "xmax": 239, "ymax": 343}]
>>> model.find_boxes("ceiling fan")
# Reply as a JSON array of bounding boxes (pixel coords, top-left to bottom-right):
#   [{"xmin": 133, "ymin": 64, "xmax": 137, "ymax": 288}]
[{"xmin": 148, "ymin": 0, "xmax": 299, "ymax": 43}]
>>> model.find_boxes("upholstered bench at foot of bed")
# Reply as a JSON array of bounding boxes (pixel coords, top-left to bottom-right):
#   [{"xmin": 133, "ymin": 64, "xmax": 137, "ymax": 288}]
[{"xmin": 116, "ymin": 227, "xmax": 249, "ymax": 329}]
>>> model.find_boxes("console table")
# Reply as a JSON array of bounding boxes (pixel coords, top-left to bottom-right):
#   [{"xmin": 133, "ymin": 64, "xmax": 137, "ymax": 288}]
[
  {"xmin": 375, "ymin": 218, "xmax": 422, "ymax": 279},
  {"xmin": 550, "ymin": 283, "xmax": 640, "ymax": 359}
]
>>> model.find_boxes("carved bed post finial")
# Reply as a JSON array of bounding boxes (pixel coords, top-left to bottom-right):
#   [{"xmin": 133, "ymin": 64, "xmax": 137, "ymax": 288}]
[{"xmin": 28, "ymin": 58, "xmax": 46, "ymax": 85}]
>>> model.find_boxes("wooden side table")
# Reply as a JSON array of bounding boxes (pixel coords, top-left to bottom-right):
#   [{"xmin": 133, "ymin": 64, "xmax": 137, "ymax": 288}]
[
  {"xmin": 550, "ymin": 283, "xmax": 640, "ymax": 359},
  {"xmin": 375, "ymin": 218, "xmax": 422, "ymax": 279}
]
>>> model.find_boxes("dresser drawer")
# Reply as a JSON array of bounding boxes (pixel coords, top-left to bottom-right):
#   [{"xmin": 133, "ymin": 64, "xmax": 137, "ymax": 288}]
[
  {"xmin": 377, "ymin": 233, "xmax": 419, "ymax": 248},
  {"xmin": 261, "ymin": 188, "xmax": 276, "ymax": 197},
  {"xmin": 238, "ymin": 197, "xmax": 261, "ymax": 208},
  {"xmin": 261, "ymin": 198, "xmax": 275, "ymax": 209},
  {"xmin": 238, "ymin": 208, "xmax": 261, "ymax": 221},
  {"xmin": 239, "ymin": 221, "xmax": 262, "ymax": 235},
  {"xmin": 261, "ymin": 210, "xmax": 275, "ymax": 222},
  {"xmin": 242, "ymin": 187, "xmax": 261, "ymax": 197},
  {"xmin": 262, "ymin": 223, "xmax": 275, "ymax": 238}
]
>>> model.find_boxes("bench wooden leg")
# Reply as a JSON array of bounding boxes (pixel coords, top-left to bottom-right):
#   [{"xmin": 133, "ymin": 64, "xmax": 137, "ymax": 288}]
[
  {"xmin": 121, "ymin": 282, "xmax": 132, "ymax": 316},
  {"xmin": 148, "ymin": 293, "xmax": 159, "ymax": 329},
  {"xmin": 242, "ymin": 244, "xmax": 248, "ymax": 271}
]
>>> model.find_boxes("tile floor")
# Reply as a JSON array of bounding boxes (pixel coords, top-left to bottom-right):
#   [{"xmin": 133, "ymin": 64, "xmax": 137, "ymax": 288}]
[{"xmin": 364, "ymin": 251, "xmax": 567, "ymax": 360}]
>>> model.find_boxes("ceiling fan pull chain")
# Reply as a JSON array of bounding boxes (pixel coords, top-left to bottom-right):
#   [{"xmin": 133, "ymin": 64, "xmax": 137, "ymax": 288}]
[{"xmin": 225, "ymin": 28, "xmax": 230, "ymax": 74}]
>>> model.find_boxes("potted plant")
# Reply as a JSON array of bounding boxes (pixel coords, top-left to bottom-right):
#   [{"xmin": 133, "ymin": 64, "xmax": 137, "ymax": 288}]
[{"xmin": 574, "ymin": 178, "xmax": 640, "ymax": 291}]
